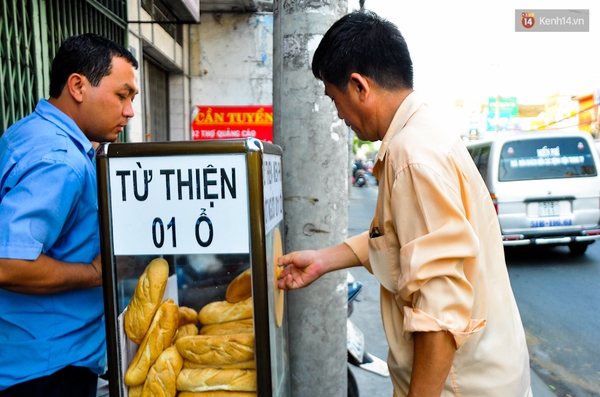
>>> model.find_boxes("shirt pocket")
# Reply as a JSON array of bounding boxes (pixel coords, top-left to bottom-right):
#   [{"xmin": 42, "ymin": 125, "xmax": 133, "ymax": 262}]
[{"xmin": 368, "ymin": 234, "xmax": 398, "ymax": 294}]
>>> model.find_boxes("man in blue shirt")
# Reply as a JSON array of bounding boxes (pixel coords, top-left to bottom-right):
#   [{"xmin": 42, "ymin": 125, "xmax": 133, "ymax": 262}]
[{"xmin": 0, "ymin": 34, "xmax": 138, "ymax": 397}]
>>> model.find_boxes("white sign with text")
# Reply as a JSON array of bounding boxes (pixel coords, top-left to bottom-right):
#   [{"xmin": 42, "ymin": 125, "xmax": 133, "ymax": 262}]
[
  {"xmin": 262, "ymin": 154, "xmax": 283, "ymax": 233},
  {"xmin": 108, "ymin": 154, "xmax": 249, "ymax": 255}
]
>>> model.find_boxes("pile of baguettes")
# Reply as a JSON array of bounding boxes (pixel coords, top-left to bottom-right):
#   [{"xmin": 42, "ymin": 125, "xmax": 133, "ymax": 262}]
[{"xmin": 123, "ymin": 257, "xmax": 256, "ymax": 397}]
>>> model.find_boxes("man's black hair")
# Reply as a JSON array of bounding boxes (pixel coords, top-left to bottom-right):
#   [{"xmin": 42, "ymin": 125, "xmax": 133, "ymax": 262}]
[
  {"xmin": 49, "ymin": 33, "xmax": 138, "ymax": 98},
  {"xmin": 312, "ymin": 11, "xmax": 413, "ymax": 91}
]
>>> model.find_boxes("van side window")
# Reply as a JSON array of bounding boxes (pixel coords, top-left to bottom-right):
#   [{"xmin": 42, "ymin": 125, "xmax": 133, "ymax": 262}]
[
  {"xmin": 466, "ymin": 146, "xmax": 488, "ymax": 179},
  {"xmin": 469, "ymin": 147, "xmax": 480, "ymax": 163},
  {"xmin": 477, "ymin": 146, "xmax": 490, "ymax": 178}
]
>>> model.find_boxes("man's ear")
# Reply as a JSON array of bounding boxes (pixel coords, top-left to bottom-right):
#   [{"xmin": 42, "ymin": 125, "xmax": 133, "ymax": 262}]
[
  {"xmin": 348, "ymin": 72, "xmax": 371, "ymax": 101},
  {"xmin": 66, "ymin": 73, "xmax": 86, "ymax": 103}
]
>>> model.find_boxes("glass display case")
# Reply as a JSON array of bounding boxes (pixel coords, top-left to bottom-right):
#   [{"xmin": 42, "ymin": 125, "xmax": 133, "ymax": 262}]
[{"xmin": 96, "ymin": 138, "xmax": 289, "ymax": 397}]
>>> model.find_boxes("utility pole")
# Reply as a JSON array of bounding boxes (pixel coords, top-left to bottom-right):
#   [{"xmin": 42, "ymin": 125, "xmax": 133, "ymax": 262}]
[{"xmin": 273, "ymin": 1, "xmax": 349, "ymax": 396}]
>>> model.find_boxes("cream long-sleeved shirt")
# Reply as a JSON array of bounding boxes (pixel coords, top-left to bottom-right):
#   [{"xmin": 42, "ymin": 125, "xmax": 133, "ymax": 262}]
[{"xmin": 345, "ymin": 92, "xmax": 532, "ymax": 397}]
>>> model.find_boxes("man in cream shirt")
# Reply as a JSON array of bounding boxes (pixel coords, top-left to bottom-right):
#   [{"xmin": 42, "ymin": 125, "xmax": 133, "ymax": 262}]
[{"xmin": 277, "ymin": 11, "xmax": 532, "ymax": 397}]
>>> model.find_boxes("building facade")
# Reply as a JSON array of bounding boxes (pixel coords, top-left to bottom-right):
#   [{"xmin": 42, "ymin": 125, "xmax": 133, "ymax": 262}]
[{"xmin": 1, "ymin": 0, "xmax": 273, "ymax": 144}]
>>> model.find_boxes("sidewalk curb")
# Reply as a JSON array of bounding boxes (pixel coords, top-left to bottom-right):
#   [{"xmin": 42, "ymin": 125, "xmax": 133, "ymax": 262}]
[{"xmin": 531, "ymin": 369, "xmax": 556, "ymax": 397}]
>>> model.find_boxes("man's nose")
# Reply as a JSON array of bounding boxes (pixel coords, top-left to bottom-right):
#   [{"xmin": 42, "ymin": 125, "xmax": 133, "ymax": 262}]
[{"xmin": 123, "ymin": 101, "xmax": 134, "ymax": 118}]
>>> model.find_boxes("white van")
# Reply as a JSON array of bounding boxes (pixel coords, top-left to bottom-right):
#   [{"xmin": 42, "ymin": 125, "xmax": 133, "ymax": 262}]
[{"xmin": 466, "ymin": 130, "xmax": 600, "ymax": 255}]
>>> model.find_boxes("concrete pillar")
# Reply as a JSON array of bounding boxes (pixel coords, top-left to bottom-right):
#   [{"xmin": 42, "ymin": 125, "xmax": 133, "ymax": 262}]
[{"xmin": 273, "ymin": 1, "xmax": 349, "ymax": 396}]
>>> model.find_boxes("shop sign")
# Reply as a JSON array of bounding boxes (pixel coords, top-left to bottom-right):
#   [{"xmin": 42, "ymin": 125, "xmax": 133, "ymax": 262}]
[
  {"xmin": 192, "ymin": 105, "xmax": 273, "ymax": 142},
  {"xmin": 488, "ymin": 97, "xmax": 518, "ymax": 117},
  {"xmin": 487, "ymin": 96, "xmax": 518, "ymax": 131}
]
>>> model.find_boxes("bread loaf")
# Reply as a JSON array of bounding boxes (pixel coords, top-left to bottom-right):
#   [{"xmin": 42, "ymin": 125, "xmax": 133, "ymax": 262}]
[
  {"xmin": 200, "ymin": 319, "xmax": 253, "ymax": 336},
  {"xmin": 225, "ymin": 268, "xmax": 252, "ymax": 303},
  {"xmin": 198, "ymin": 297, "xmax": 253, "ymax": 325},
  {"xmin": 183, "ymin": 359, "xmax": 256, "ymax": 370},
  {"xmin": 177, "ymin": 368, "xmax": 257, "ymax": 392},
  {"xmin": 124, "ymin": 299, "xmax": 179, "ymax": 386},
  {"xmin": 175, "ymin": 334, "xmax": 255, "ymax": 365},
  {"xmin": 174, "ymin": 323, "xmax": 199, "ymax": 342},
  {"xmin": 129, "ymin": 385, "xmax": 143, "ymax": 397},
  {"xmin": 140, "ymin": 345, "xmax": 183, "ymax": 397},
  {"xmin": 178, "ymin": 391, "xmax": 256, "ymax": 397},
  {"xmin": 179, "ymin": 306, "xmax": 199, "ymax": 326},
  {"xmin": 124, "ymin": 258, "xmax": 170, "ymax": 344}
]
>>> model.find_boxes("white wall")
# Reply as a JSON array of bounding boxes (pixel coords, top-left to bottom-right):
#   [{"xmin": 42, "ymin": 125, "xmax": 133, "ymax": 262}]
[
  {"xmin": 125, "ymin": 4, "xmax": 273, "ymax": 143},
  {"xmin": 169, "ymin": 73, "xmax": 191, "ymax": 141},
  {"xmin": 190, "ymin": 13, "xmax": 273, "ymax": 107}
]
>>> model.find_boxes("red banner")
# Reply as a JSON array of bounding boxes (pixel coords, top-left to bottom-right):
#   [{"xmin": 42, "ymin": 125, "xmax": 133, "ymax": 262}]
[{"xmin": 192, "ymin": 105, "xmax": 273, "ymax": 142}]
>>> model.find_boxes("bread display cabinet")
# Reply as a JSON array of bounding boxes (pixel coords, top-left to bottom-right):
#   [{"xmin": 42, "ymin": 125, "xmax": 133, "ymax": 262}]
[{"xmin": 96, "ymin": 138, "xmax": 290, "ymax": 397}]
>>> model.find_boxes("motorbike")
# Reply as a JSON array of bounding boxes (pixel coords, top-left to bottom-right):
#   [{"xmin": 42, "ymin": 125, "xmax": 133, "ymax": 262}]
[
  {"xmin": 353, "ymin": 168, "xmax": 367, "ymax": 187},
  {"xmin": 347, "ymin": 272, "xmax": 389, "ymax": 397}
]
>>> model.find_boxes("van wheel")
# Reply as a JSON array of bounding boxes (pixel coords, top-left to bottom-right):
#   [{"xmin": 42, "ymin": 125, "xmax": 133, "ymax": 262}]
[{"xmin": 568, "ymin": 242, "xmax": 589, "ymax": 255}]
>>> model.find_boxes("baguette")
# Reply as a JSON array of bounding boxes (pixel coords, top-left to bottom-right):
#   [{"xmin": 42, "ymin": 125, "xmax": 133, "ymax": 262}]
[
  {"xmin": 124, "ymin": 299, "xmax": 179, "ymax": 386},
  {"xmin": 177, "ymin": 368, "xmax": 257, "ymax": 392},
  {"xmin": 140, "ymin": 345, "xmax": 184, "ymax": 397},
  {"xmin": 124, "ymin": 258, "xmax": 170, "ymax": 344},
  {"xmin": 200, "ymin": 319, "xmax": 253, "ymax": 336},
  {"xmin": 183, "ymin": 360, "xmax": 256, "ymax": 370},
  {"xmin": 179, "ymin": 306, "xmax": 199, "ymax": 326},
  {"xmin": 198, "ymin": 297, "xmax": 253, "ymax": 325},
  {"xmin": 174, "ymin": 323, "xmax": 200, "ymax": 342},
  {"xmin": 225, "ymin": 268, "xmax": 252, "ymax": 303},
  {"xmin": 178, "ymin": 392, "xmax": 256, "ymax": 397},
  {"xmin": 129, "ymin": 385, "xmax": 143, "ymax": 397},
  {"xmin": 175, "ymin": 334, "xmax": 255, "ymax": 365}
]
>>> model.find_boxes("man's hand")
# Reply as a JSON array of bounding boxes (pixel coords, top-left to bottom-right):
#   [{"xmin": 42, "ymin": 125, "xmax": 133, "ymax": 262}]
[
  {"xmin": 277, "ymin": 250, "xmax": 326, "ymax": 290},
  {"xmin": 277, "ymin": 243, "xmax": 363, "ymax": 290}
]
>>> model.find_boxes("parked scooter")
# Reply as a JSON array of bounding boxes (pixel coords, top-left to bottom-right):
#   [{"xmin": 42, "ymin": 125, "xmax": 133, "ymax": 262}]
[{"xmin": 347, "ymin": 272, "xmax": 389, "ymax": 397}]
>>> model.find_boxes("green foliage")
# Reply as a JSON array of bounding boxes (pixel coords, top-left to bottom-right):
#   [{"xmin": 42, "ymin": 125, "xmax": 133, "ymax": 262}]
[{"xmin": 352, "ymin": 134, "xmax": 376, "ymax": 159}]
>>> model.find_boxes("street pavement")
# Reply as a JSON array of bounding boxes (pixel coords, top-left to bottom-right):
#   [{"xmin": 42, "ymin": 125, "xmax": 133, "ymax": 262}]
[{"xmin": 348, "ymin": 181, "xmax": 556, "ymax": 397}]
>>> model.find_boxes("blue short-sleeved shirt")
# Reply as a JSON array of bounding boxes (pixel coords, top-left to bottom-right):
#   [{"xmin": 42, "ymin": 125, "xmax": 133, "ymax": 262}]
[{"xmin": 0, "ymin": 99, "xmax": 105, "ymax": 390}]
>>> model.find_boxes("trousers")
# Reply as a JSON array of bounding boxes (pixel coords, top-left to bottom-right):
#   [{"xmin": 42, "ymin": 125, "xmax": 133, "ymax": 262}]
[{"xmin": 0, "ymin": 365, "xmax": 98, "ymax": 397}]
